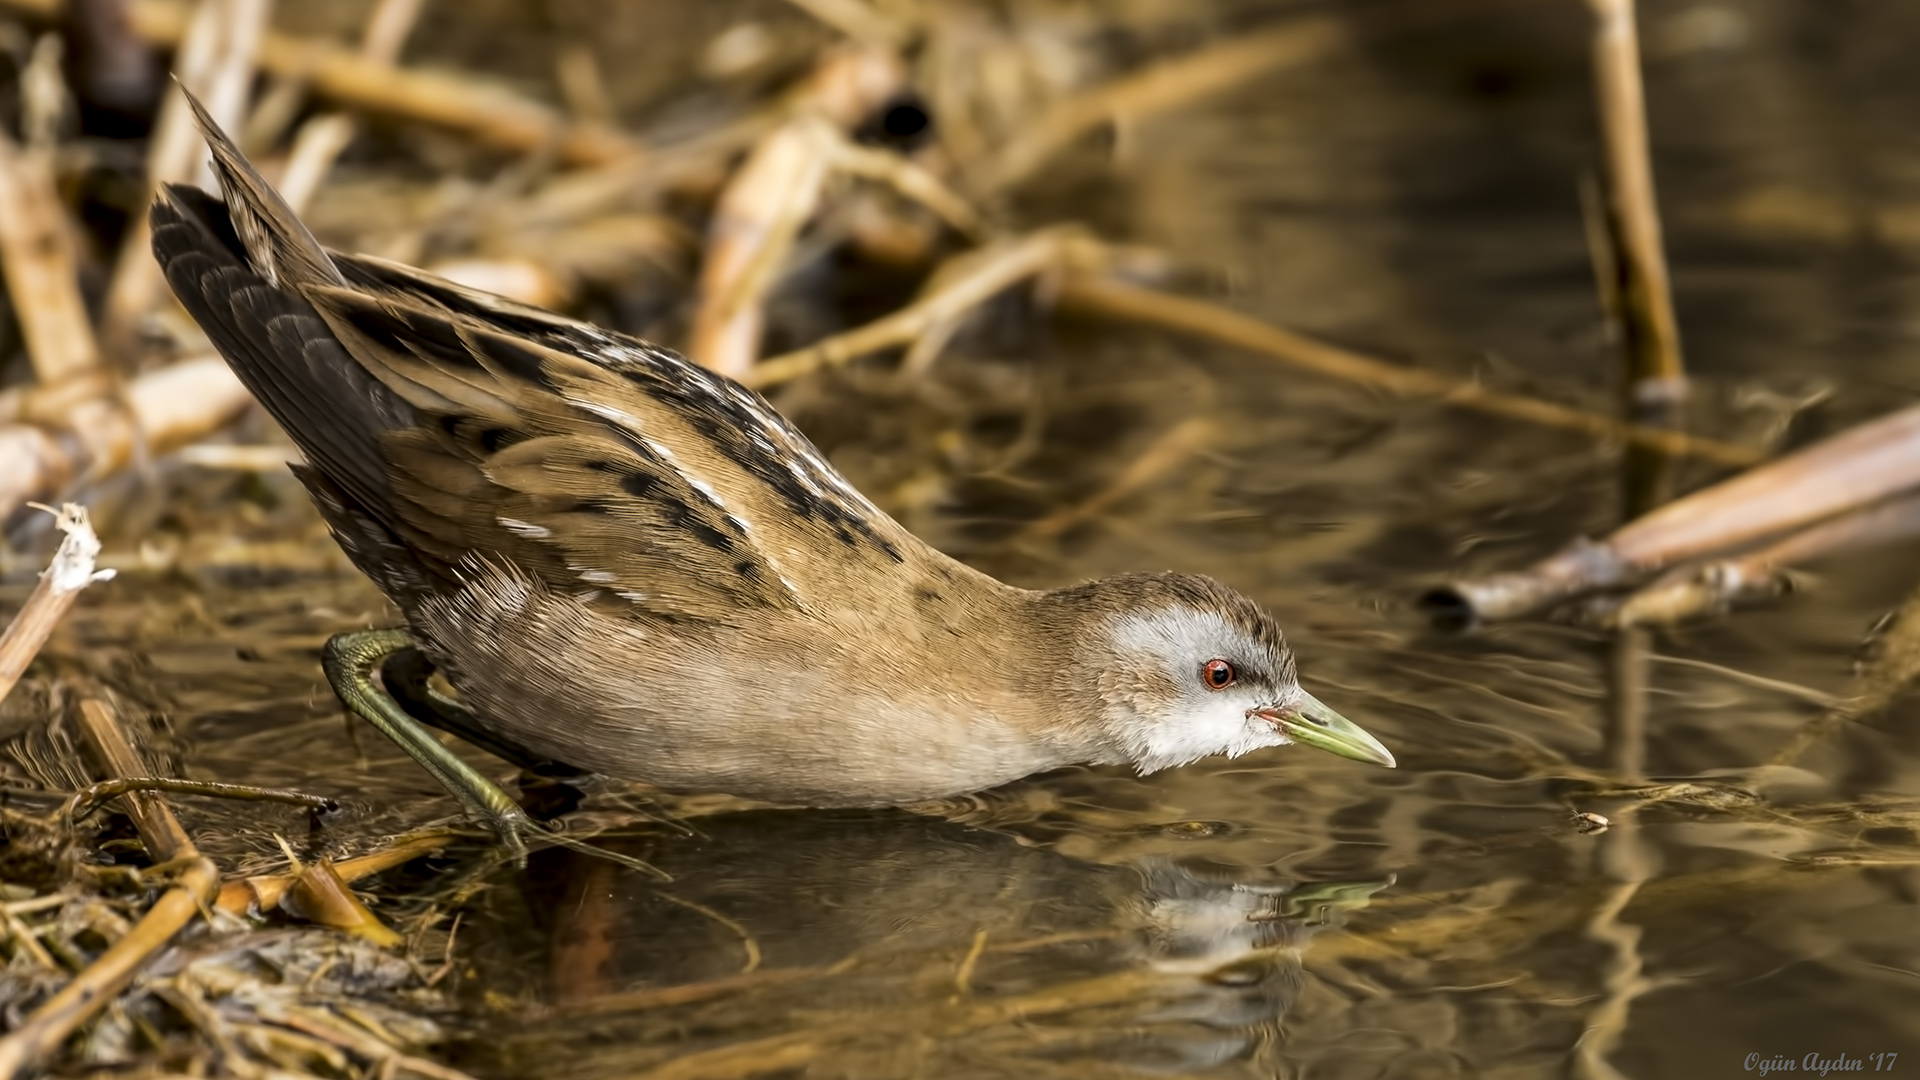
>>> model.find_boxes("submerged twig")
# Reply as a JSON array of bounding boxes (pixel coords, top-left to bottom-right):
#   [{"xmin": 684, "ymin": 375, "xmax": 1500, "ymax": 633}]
[
  {"xmin": 1017, "ymin": 417, "xmax": 1215, "ymax": 543},
  {"xmin": 68, "ymin": 777, "xmax": 338, "ymax": 820},
  {"xmin": 1767, "ymin": 581, "xmax": 1920, "ymax": 769}
]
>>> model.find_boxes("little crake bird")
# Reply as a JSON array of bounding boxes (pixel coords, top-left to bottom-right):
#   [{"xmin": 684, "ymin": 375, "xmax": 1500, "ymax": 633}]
[{"xmin": 151, "ymin": 95, "xmax": 1393, "ymax": 852}]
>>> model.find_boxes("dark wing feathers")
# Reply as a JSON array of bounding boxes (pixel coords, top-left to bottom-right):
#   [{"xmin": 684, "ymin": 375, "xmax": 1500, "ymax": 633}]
[
  {"xmin": 147, "ymin": 101, "xmax": 871, "ymax": 622},
  {"xmin": 151, "ymin": 90, "xmax": 924, "ymax": 624},
  {"xmin": 151, "ymin": 191, "xmax": 406, "ymax": 519}
]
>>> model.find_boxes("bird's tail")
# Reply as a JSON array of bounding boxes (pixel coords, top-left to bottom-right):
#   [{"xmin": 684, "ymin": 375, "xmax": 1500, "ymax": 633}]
[{"xmin": 172, "ymin": 87, "xmax": 345, "ymax": 291}]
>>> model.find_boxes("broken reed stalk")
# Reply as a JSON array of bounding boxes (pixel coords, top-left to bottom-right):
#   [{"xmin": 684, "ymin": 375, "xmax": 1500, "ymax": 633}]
[
  {"xmin": 1431, "ymin": 400, "xmax": 1920, "ymax": 623},
  {"xmin": 0, "ymin": 0, "xmax": 646, "ymax": 166},
  {"xmin": 0, "ymin": 353, "xmax": 254, "ymax": 519},
  {"xmin": 217, "ymin": 832, "xmax": 455, "ymax": 915},
  {"xmin": 99, "ymin": 0, "xmax": 269, "ymax": 353},
  {"xmin": 0, "ymin": 695, "xmax": 217, "ymax": 1080},
  {"xmin": 0, "ymin": 504, "xmax": 113, "ymax": 708},
  {"xmin": 691, "ymin": 47, "xmax": 911, "ymax": 376},
  {"xmin": 1597, "ymin": 491, "xmax": 1920, "ymax": 628},
  {"xmin": 1587, "ymin": 0, "xmax": 1685, "ymax": 407},
  {"xmin": 274, "ymin": 857, "xmax": 404, "ymax": 947},
  {"xmin": 1054, "ymin": 274, "xmax": 1758, "ymax": 466}
]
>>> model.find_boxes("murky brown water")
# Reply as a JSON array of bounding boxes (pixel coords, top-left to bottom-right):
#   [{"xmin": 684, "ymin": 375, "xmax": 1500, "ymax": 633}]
[{"xmin": 7, "ymin": 0, "xmax": 1920, "ymax": 1076}]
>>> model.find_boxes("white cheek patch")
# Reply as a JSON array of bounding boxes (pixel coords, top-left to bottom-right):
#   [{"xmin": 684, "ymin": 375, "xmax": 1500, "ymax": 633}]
[{"xmin": 1130, "ymin": 696, "xmax": 1286, "ymax": 775}]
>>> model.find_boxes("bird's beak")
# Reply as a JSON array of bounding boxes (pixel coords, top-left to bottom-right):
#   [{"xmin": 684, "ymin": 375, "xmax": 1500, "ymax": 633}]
[{"xmin": 1256, "ymin": 692, "xmax": 1396, "ymax": 768}]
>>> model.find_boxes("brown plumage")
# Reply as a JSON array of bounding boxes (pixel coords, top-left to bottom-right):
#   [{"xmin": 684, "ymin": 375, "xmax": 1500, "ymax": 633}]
[{"xmin": 151, "ymin": 94, "xmax": 1392, "ymax": 813}]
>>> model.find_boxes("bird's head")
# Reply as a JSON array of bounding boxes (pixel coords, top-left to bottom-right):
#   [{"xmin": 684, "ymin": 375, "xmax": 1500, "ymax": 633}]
[{"xmin": 1042, "ymin": 573, "xmax": 1395, "ymax": 774}]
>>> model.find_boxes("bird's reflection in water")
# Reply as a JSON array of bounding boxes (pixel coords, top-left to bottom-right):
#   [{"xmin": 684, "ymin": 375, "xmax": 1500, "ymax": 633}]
[{"xmin": 450, "ymin": 808, "xmax": 1389, "ymax": 1077}]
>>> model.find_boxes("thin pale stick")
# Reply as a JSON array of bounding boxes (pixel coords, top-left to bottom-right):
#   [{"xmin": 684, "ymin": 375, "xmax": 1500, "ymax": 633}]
[
  {"xmin": 1588, "ymin": 0, "xmax": 1684, "ymax": 403},
  {"xmin": 1055, "ymin": 274, "xmax": 1759, "ymax": 466},
  {"xmin": 0, "ymin": 505, "xmax": 113, "ymax": 709},
  {"xmin": 747, "ymin": 227, "xmax": 1088, "ymax": 388}
]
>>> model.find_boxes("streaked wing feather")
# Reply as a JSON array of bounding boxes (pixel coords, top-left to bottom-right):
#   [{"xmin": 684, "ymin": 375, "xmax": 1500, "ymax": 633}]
[{"xmin": 300, "ymin": 286, "xmax": 801, "ymax": 617}]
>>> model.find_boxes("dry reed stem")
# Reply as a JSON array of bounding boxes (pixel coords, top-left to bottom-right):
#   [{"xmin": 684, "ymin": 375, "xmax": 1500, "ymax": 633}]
[
  {"xmin": 0, "ymin": 694, "xmax": 217, "ymax": 1080},
  {"xmin": 99, "ymin": 0, "xmax": 268, "ymax": 352},
  {"xmin": 746, "ymin": 225, "xmax": 1094, "ymax": 388},
  {"xmin": 1587, "ymin": 0, "xmax": 1685, "ymax": 402},
  {"xmin": 693, "ymin": 123, "xmax": 979, "ymax": 375},
  {"xmin": 1055, "ymin": 274, "xmax": 1759, "ymax": 465},
  {"xmin": 0, "ymin": 504, "xmax": 112, "ymax": 709},
  {"xmin": 0, "ymin": 0, "xmax": 647, "ymax": 166},
  {"xmin": 0, "ymin": 352, "xmax": 254, "ymax": 518},
  {"xmin": 1600, "ymin": 492, "xmax": 1920, "ymax": 627},
  {"xmin": 275, "ymin": 0, "xmax": 425, "ymax": 215},
  {"xmin": 692, "ymin": 122, "xmax": 833, "ymax": 376},
  {"xmin": 690, "ymin": 46, "xmax": 912, "ymax": 375},
  {"xmin": 1435, "ymin": 399, "xmax": 1920, "ymax": 623},
  {"xmin": 0, "ymin": 132, "xmax": 102, "ymax": 385}
]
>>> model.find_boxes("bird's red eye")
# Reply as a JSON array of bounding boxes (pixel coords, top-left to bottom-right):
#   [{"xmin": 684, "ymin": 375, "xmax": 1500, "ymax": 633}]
[{"xmin": 1202, "ymin": 659, "xmax": 1236, "ymax": 690}]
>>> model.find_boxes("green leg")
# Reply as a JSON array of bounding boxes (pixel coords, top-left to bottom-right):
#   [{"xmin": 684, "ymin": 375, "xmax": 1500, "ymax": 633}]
[{"xmin": 322, "ymin": 628, "xmax": 540, "ymax": 859}]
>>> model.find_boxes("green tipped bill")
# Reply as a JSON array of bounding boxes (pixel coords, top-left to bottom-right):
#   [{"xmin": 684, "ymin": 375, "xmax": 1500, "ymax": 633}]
[{"xmin": 1258, "ymin": 692, "xmax": 1395, "ymax": 768}]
